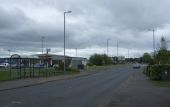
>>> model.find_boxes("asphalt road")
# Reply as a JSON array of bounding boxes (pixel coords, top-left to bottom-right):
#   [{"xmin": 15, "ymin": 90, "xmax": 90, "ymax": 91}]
[{"xmin": 0, "ymin": 65, "xmax": 134, "ymax": 107}]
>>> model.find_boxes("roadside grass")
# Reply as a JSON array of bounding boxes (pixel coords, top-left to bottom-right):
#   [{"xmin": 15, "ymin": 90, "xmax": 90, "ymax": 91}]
[
  {"xmin": 0, "ymin": 67, "xmax": 80, "ymax": 81},
  {"xmin": 152, "ymin": 81, "xmax": 170, "ymax": 87},
  {"xmin": 87, "ymin": 64, "xmax": 127, "ymax": 71},
  {"xmin": 0, "ymin": 70, "xmax": 11, "ymax": 81}
]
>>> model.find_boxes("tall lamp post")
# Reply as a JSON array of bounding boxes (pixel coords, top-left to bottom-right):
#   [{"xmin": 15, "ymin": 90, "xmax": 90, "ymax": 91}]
[
  {"xmin": 117, "ymin": 40, "xmax": 119, "ymax": 57},
  {"xmin": 75, "ymin": 48, "xmax": 77, "ymax": 57},
  {"xmin": 42, "ymin": 36, "xmax": 45, "ymax": 55},
  {"xmin": 107, "ymin": 39, "xmax": 109, "ymax": 56},
  {"xmin": 64, "ymin": 11, "xmax": 72, "ymax": 73},
  {"xmin": 166, "ymin": 41, "xmax": 170, "ymax": 49},
  {"xmin": 41, "ymin": 36, "xmax": 45, "ymax": 64},
  {"xmin": 148, "ymin": 29, "xmax": 156, "ymax": 57},
  {"xmin": 128, "ymin": 48, "xmax": 130, "ymax": 59}
]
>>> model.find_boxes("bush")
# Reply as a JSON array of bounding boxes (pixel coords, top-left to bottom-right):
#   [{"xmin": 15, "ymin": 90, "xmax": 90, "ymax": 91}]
[{"xmin": 145, "ymin": 64, "xmax": 170, "ymax": 80}]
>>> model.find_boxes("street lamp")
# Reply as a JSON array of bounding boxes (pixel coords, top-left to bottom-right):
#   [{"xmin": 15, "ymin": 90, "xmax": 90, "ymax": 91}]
[
  {"xmin": 41, "ymin": 36, "xmax": 45, "ymax": 55},
  {"xmin": 8, "ymin": 49, "xmax": 11, "ymax": 57},
  {"xmin": 41, "ymin": 36, "xmax": 45, "ymax": 64},
  {"xmin": 166, "ymin": 41, "xmax": 170, "ymax": 49},
  {"xmin": 75, "ymin": 48, "xmax": 77, "ymax": 57},
  {"xmin": 64, "ymin": 10, "xmax": 72, "ymax": 73},
  {"xmin": 107, "ymin": 39, "xmax": 109, "ymax": 56},
  {"xmin": 128, "ymin": 48, "xmax": 130, "ymax": 59},
  {"xmin": 117, "ymin": 40, "xmax": 119, "ymax": 57},
  {"xmin": 148, "ymin": 29, "xmax": 156, "ymax": 57}
]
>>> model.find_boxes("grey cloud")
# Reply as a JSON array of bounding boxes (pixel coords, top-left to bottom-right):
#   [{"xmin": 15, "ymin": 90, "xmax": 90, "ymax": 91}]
[
  {"xmin": 0, "ymin": 7, "xmax": 29, "ymax": 30},
  {"xmin": 1, "ymin": 0, "xmax": 170, "ymax": 57}
]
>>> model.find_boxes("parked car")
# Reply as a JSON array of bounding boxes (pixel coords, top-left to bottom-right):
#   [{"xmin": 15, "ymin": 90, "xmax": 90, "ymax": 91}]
[
  {"xmin": 133, "ymin": 63, "xmax": 141, "ymax": 69},
  {"xmin": 34, "ymin": 63, "xmax": 44, "ymax": 68},
  {"xmin": 10, "ymin": 63, "xmax": 24, "ymax": 68},
  {"xmin": 0, "ymin": 63, "xmax": 9, "ymax": 68}
]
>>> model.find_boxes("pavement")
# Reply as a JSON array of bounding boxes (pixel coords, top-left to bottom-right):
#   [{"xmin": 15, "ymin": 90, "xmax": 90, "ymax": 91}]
[
  {"xmin": 107, "ymin": 68, "xmax": 170, "ymax": 107},
  {"xmin": 0, "ymin": 71, "xmax": 91, "ymax": 91}
]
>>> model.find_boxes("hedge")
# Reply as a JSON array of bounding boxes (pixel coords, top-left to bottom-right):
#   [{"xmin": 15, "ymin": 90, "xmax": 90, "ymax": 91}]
[{"xmin": 145, "ymin": 64, "xmax": 170, "ymax": 80}]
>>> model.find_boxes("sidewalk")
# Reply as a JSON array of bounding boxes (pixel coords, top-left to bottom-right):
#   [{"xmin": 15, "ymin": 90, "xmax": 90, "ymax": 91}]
[
  {"xmin": 0, "ymin": 71, "xmax": 91, "ymax": 91},
  {"xmin": 107, "ymin": 70, "xmax": 170, "ymax": 107}
]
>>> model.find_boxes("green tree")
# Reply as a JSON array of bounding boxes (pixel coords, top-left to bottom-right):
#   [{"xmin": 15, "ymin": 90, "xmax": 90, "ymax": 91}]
[
  {"xmin": 89, "ymin": 54, "xmax": 113, "ymax": 66},
  {"xmin": 142, "ymin": 53, "xmax": 152, "ymax": 63},
  {"xmin": 155, "ymin": 49, "xmax": 170, "ymax": 64}
]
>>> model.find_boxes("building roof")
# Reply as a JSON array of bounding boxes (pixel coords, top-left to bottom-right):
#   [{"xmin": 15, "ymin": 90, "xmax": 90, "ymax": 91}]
[{"xmin": 10, "ymin": 54, "xmax": 39, "ymax": 59}]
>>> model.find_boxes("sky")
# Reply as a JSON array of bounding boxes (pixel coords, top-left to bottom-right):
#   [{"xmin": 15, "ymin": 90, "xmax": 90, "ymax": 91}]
[{"xmin": 0, "ymin": 0, "xmax": 170, "ymax": 58}]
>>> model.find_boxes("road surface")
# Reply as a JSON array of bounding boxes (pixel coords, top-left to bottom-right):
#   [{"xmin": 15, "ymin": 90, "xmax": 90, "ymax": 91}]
[{"xmin": 0, "ymin": 65, "xmax": 134, "ymax": 107}]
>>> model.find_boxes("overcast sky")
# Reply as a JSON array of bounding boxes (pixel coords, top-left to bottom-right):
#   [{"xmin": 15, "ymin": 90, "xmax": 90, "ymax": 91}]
[{"xmin": 0, "ymin": 0, "xmax": 170, "ymax": 58}]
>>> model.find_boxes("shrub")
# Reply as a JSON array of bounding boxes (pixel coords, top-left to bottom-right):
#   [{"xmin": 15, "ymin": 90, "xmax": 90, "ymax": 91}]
[
  {"xmin": 145, "ymin": 64, "xmax": 170, "ymax": 80},
  {"xmin": 66, "ymin": 67, "xmax": 80, "ymax": 73}
]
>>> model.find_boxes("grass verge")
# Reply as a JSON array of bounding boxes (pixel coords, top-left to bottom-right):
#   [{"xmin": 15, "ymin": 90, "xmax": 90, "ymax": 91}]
[
  {"xmin": 0, "ymin": 67, "xmax": 80, "ymax": 81},
  {"xmin": 152, "ymin": 81, "xmax": 170, "ymax": 87},
  {"xmin": 87, "ymin": 64, "xmax": 127, "ymax": 71}
]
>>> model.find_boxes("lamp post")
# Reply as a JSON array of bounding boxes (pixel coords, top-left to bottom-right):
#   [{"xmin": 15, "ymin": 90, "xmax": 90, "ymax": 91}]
[
  {"xmin": 117, "ymin": 40, "xmax": 119, "ymax": 57},
  {"xmin": 64, "ymin": 10, "xmax": 72, "ymax": 73},
  {"xmin": 41, "ymin": 36, "xmax": 45, "ymax": 64},
  {"xmin": 46, "ymin": 48, "xmax": 51, "ymax": 77},
  {"xmin": 41, "ymin": 36, "xmax": 45, "ymax": 55},
  {"xmin": 166, "ymin": 41, "xmax": 170, "ymax": 49},
  {"xmin": 8, "ymin": 49, "xmax": 11, "ymax": 57},
  {"xmin": 148, "ymin": 29, "xmax": 156, "ymax": 57},
  {"xmin": 128, "ymin": 48, "xmax": 129, "ymax": 59},
  {"xmin": 75, "ymin": 48, "xmax": 77, "ymax": 57},
  {"xmin": 107, "ymin": 39, "xmax": 109, "ymax": 56}
]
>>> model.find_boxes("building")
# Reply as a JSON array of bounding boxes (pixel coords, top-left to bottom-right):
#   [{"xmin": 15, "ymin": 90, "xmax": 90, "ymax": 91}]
[
  {"xmin": 70, "ymin": 57, "xmax": 87, "ymax": 69},
  {"xmin": 0, "ymin": 54, "xmax": 39, "ymax": 68},
  {"xmin": 0, "ymin": 54, "xmax": 87, "ymax": 70},
  {"xmin": 35, "ymin": 54, "xmax": 70, "ymax": 67},
  {"xmin": 35, "ymin": 54, "xmax": 87, "ymax": 69},
  {"xmin": 112, "ymin": 56, "xmax": 125, "ymax": 64}
]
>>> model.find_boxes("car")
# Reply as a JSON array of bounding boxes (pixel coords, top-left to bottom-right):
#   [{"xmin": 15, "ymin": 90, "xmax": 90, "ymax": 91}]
[
  {"xmin": 133, "ymin": 63, "xmax": 141, "ymax": 69},
  {"xmin": 0, "ymin": 63, "xmax": 9, "ymax": 68},
  {"xmin": 34, "ymin": 63, "xmax": 44, "ymax": 68}
]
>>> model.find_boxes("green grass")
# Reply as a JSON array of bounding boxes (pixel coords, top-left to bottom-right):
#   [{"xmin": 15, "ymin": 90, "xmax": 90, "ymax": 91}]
[
  {"xmin": 153, "ymin": 81, "xmax": 170, "ymax": 87},
  {"xmin": 87, "ymin": 64, "xmax": 127, "ymax": 71},
  {"xmin": 0, "ymin": 67, "xmax": 80, "ymax": 81},
  {"xmin": 0, "ymin": 71, "xmax": 11, "ymax": 81}
]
